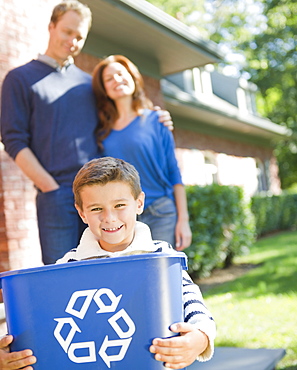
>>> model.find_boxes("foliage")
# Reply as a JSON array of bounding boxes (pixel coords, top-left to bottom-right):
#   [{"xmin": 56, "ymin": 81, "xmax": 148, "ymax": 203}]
[
  {"xmin": 146, "ymin": 0, "xmax": 203, "ymax": 20},
  {"xmin": 204, "ymin": 230, "xmax": 297, "ymax": 369},
  {"xmin": 241, "ymin": 0, "xmax": 297, "ymax": 189},
  {"xmin": 146, "ymin": 0, "xmax": 212, "ymax": 40},
  {"xmin": 185, "ymin": 184, "xmax": 255, "ymax": 277},
  {"xmin": 251, "ymin": 191, "xmax": 297, "ymax": 237}
]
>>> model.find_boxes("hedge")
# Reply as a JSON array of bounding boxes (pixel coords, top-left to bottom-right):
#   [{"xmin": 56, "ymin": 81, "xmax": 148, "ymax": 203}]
[
  {"xmin": 185, "ymin": 184, "xmax": 256, "ymax": 278},
  {"xmin": 251, "ymin": 191, "xmax": 297, "ymax": 237}
]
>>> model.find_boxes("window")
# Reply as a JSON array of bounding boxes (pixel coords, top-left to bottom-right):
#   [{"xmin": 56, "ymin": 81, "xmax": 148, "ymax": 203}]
[
  {"xmin": 256, "ymin": 159, "xmax": 269, "ymax": 192},
  {"xmin": 204, "ymin": 154, "xmax": 218, "ymax": 185}
]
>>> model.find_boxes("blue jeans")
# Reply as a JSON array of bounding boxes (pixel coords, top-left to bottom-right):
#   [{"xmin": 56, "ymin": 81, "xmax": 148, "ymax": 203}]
[
  {"xmin": 138, "ymin": 196, "xmax": 177, "ymax": 247},
  {"xmin": 36, "ymin": 186, "xmax": 86, "ymax": 265}
]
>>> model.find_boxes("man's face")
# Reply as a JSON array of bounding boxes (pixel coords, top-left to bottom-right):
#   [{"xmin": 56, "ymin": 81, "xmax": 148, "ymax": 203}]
[
  {"xmin": 76, "ymin": 182, "xmax": 145, "ymax": 253},
  {"xmin": 46, "ymin": 10, "xmax": 89, "ymax": 65}
]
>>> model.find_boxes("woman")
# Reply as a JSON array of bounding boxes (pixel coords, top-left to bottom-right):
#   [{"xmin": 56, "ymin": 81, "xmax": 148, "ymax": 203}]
[{"xmin": 92, "ymin": 55, "xmax": 191, "ymax": 250}]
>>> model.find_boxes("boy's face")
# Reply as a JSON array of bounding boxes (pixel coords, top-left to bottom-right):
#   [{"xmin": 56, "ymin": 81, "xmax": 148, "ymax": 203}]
[{"xmin": 76, "ymin": 182, "xmax": 144, "ymax": 252}]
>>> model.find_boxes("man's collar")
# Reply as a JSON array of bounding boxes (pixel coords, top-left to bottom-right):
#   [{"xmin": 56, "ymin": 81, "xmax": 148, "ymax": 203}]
[{"xmin": 37, "ymin": 54, "xmax": 74, "ymax": 71}]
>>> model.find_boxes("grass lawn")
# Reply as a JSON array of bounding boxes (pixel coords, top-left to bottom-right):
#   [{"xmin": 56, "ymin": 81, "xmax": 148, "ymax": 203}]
[{"xmin": 202, "ymin": 230, "xmax": 297, "ymax": 370}]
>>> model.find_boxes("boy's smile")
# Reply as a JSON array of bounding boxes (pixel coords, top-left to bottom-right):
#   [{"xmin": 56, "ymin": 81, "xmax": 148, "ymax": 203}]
[{"xmin": 76, "ymin": 181, "xmax": 144, "ymax": 252}]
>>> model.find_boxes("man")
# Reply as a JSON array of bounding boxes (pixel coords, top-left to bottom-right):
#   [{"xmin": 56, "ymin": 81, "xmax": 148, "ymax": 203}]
[{"xmin": 0, "ymin": 1, "xmax": 172, "ymax": 265}]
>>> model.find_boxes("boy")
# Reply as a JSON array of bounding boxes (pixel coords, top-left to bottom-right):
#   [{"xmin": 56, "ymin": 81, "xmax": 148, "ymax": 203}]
[{"xmin": 0, "ymin": 157, "xmax": 215, "ymax": 370}]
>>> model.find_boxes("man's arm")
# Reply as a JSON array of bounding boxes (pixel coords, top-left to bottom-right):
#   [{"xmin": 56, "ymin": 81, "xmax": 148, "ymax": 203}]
[
  {"xmin": 15, "ymin": 148, "xmax": 59, "ymax": 192},
  {"xmin": 1, "ymin": 69, "xmax": 58, "ymax": 193},
  {"xmin": 153, "ymin": 106, "xmax": 174, "ymax": 131}
]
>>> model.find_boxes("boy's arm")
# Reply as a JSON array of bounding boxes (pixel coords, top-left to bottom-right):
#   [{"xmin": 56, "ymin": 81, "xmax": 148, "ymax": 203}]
[
  {"xmin": 182, "ymin": 270, "xmax": 216, "ymax": 361},
  {"xmin": 150, "ymin": 322, "xmax": 208, "ymax": 369},
  {"xmin": 0, "ymin": 335, "xmax": 36, "ymax": 370}
]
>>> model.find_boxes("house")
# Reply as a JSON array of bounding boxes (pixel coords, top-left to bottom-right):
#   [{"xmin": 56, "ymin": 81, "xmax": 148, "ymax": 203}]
[
  {"xmin": 163, "ymin": 66, "xmax": 291, "ymax": 195},
  {"xmin": 0, "ymin": 0, "xmax": 291, "ymax": 272}
]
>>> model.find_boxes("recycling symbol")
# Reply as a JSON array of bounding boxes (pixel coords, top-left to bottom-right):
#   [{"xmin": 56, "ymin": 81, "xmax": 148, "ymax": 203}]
[{"xmin": 53, "ymin": 288, "xmax": 136, "ymax": 367}]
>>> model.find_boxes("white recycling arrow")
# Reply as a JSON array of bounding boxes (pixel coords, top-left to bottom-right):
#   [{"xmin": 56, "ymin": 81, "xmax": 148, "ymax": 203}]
[
  {"xmin": 65, "ymin": 289, "xmax": 97, "ymax": 319},
  {"xmin": 54, "ymin": 288, "xmax": 136, "ymax": 365},
  {"xmin": 108, "ymin": 308, "xmax": 136, "ymax": 338},
  {"xmin": 98, "ymin": 336, "xmax": 132, "ymax": 368},
  {"xmin": 94, "ymin": 288, "xmax": 122, "ymax": 313},
  {"xmin": 53, "ymin": 317, "xmax": 81, "ymax": 352},
  {"xmin": 68, "ymin": 341, "xmax": 96, "ymax": 363}
]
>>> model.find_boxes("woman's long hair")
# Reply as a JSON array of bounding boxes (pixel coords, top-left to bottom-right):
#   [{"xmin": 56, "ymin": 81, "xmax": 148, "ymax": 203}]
[{"xmin": 92, "ymin": 55, "xmax": 153, "ymax": 151}]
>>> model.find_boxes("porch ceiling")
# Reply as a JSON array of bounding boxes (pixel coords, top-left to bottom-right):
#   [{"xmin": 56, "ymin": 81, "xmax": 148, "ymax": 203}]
[{"xmin": 83, "ymin": 0, "xmax": 223, "ymax": 77}]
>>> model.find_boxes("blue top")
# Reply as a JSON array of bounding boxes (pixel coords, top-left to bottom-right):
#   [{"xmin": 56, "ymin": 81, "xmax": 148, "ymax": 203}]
[
  {"xmin": 102, "ymin": 110, "xmax": 183, "ymax": 208},
  {"xmin": 0, "ymin": 60, "xmax": 100, "ymax": 186}
]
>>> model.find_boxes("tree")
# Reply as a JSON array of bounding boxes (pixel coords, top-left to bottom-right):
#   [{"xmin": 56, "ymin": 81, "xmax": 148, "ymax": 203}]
[{"xmin": 241, "ymin": 0, "xmax": 297, "ymax": 188}]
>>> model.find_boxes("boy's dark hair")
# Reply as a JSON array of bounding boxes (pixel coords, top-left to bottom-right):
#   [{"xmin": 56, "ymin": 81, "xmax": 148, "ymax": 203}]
[
  {"xmin": 73, "ymin": 157, "xmax": 142, "ymax": 209},
  {"xmin": 50, "ymin": 1, "xmax": 92, "ymax": 30}
]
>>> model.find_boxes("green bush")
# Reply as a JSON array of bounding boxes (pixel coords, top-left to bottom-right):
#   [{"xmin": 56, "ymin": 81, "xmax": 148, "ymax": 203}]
[
  {"xmin": 251, "ymin": 191, "xmax": 297, "ymax": 236},
  {"xmin": 185, "ymin": 184, "xmax": 256, "ymax": 278}
]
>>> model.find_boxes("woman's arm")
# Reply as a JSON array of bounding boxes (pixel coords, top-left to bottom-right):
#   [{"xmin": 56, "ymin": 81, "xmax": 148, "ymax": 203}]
[{"xmin": 173, "ymin": 184, "xmax": 192, "ymax": 250}]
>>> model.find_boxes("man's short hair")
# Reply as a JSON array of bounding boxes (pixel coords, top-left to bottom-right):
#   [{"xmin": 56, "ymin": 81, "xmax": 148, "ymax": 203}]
[
  {"xmin": 50, "ymin": 1, "xmax": 92, "ymax": 30},
  {"xmin": 73, "ymin": 157, "xmax": 142, "ymax": 209}
]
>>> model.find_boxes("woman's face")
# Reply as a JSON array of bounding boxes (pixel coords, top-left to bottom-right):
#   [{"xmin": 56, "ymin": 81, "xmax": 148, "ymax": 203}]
[{"xmin": 102, "ymin": 62, "xmax": 136, "ymax": 101}]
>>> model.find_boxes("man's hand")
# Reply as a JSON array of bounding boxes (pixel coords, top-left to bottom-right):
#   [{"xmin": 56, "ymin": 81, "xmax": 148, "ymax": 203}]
[
  {"xmin": 0, "ymin": 335, "xmax": 36, "ymax": 370},
  {"xmin": 150, "ymin": 322, "xmax": 208, "ymax": 369},
  {"xmin": 153, "ymin": 106, "xmax": 174, "ymax": 131}
]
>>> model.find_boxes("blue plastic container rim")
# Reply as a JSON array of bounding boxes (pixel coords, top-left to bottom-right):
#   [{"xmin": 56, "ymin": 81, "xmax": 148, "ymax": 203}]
[{"xmin": 0, "ymin": 252, "xmax": 188, "ymax": 288}]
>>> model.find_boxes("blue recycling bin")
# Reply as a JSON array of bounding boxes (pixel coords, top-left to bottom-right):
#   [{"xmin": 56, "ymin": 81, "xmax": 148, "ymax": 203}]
[{"xmin": 0, "ymin": 252, "xmax": 187, "ymax": 369}]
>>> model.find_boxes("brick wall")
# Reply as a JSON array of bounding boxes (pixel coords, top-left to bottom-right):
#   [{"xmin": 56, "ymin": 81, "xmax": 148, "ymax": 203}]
[
  {"xmin": 142, "ymin": 75, "xmax": 165, "ymax": 108},
  {"xmin": 174, "ymin": 128, "xmax": 272, "ymax": 161},
  {"xmin": 0, "ymin": 147, "xmax": 42, "ymax": 271}
]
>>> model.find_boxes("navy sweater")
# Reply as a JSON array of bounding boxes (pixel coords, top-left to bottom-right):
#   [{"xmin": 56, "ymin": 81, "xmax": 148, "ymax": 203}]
[{"xmin": 0, "ymin": 60, "xmax": 100, "ymax": 186}]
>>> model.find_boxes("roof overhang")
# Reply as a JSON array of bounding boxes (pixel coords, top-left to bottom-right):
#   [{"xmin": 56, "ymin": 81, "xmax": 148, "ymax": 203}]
[
  {"xmin": 162, "ymin": 80, "xmax": 292, "ymax": 144},
  {"xmin": 83, "ymin": 0, "xmax": 223, "ymax": 77}
]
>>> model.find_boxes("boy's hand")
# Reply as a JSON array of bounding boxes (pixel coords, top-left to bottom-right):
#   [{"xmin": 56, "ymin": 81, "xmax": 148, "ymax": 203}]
[
  {"xmin": 153, "ymin": 106, "xmax": 174, "ymax": 131},
  {"xmin": 150, "ymin": 322, "xmax": 208, "ymax": 369},
  {"xmin": 0, "ymin": 335, "xmax": 36, "ymax": 370}
]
